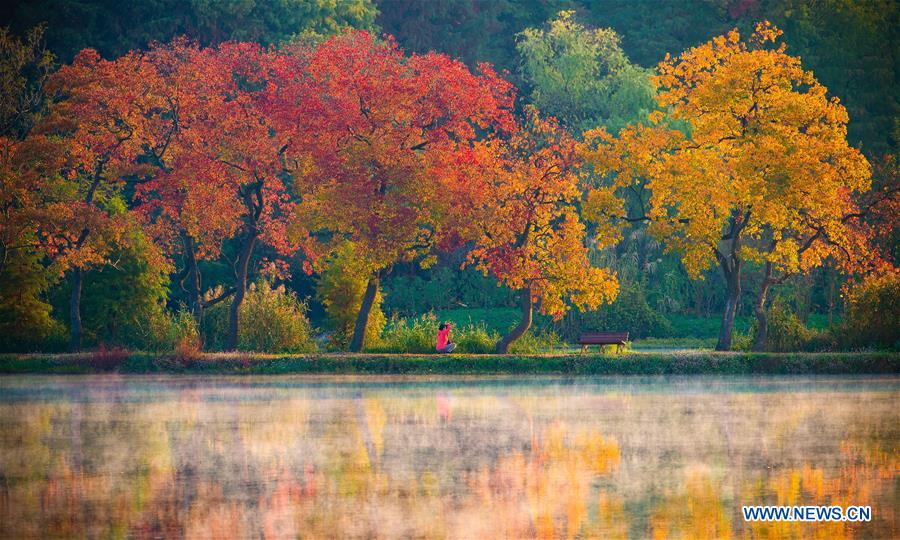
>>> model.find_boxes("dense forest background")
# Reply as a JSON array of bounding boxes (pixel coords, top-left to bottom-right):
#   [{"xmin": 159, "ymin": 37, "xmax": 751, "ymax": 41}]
[{"xmin": 1, "ymin": 0, "xmax": 897, "ymax": 351}]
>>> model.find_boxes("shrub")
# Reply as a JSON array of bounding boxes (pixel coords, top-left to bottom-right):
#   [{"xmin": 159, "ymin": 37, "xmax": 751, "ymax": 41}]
[
  {"xmin": 453, "ymin": 324, "xmax": 498, "ymax": 354},
  {"xmin": 508, "ymin": 329, "xmax": 563, "ymax": 354},
  {"xmin": 316, "ymin": 242, "xmax": 385, "ymax": 350},
  {"xmin": 731, "ymin": 331, "xmax": 753, "ymax": 352},
  {"xmin": 171, "ymin": 331, "xmax": 203, "ymax": 363},
  {"xmin": 753, "ymin": 297, "xmax": 822, "ymax": 352},
  {"xmin": 203, "ymin": 280, "xmax": 317, "ymax": 353},
  {"xmin": 841, "ymin": 272, "xmax": 900, "ymax": 350},
  {"xmin": 550, "ymin": 283, "xmax": 673, "ymax": 341},
  {"xmin": 125, "ymin": 305, "xmax": 199, "ymax": 352}
]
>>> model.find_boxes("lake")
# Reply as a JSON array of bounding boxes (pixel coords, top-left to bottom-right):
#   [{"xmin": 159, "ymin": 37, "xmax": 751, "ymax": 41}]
[{"xmin": 1, "ymin": 375, "xmax": 897, "ymax": 538}]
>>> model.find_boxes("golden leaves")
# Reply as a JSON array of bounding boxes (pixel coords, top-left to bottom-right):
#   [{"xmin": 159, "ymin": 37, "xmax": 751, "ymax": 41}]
[
  {"xmin": 467, "ymin": 109, "xmax": 618, "ymax": 318},
  {"xmin": 583, "ymin": 22, "xmax": 874, "ymax": 281}
]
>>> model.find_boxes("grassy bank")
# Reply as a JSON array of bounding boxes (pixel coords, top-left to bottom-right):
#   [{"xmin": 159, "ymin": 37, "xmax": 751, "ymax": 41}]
[{"xmin": 0, "ymin": 351, "xmax": 897, "ymax": 375}]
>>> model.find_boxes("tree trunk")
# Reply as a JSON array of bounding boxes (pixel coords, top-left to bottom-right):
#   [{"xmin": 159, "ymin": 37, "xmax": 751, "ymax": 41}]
[
  {"xmin": 349, "ymin": 275, "xmax": 380, "ymax": 353},
  {"xmin": 693, "ymin": 282, "xmax": 703, "ymax": 317},
  {"xmin": 716, "ymin": 266, "xmax": 741, "ymax": 351},
  {"xmin": 496, "ymin": 287, "xmax": 533, "ymax": 354},
  {"xmin": 827, "ymin": 268, "xmax": 836, "ymax": 326},
  {"xmin": 65, "ymin": 168, "xmax": 102, "ymax": 353},
  {"xmin": 68, "ymin": 268, "xmax": 84, "ymax": 351},
  {"xmin": 183, "ymin": 236, "xmax": 202, "ymax": 323},
  {"xmin": 751, "ymin": 283, "xmax": 772, "ymax": 352},
  {"xmin": 752, "ymin": 264, "xmax": 774, "ymax": 352},
  {"xmin": 225, "ymin": 232, "xmax": 257, "ymax": 351}
]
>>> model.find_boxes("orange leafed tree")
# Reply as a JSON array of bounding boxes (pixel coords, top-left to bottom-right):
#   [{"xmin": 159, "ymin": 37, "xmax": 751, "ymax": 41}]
[
  {"xmin": 35, "ymin": 48, "xmax": 173, "ymax": 350},
  {"xmin": 290, "ymin": 31, "xmax": 515, "ymax": 351},
  {"xmin": 466, "ymin": 107, "xmax": 619, "ymax": 353},
  {"xmin": 137, "ymin": 41, "xmax": 309, "ymax": 350},
  {"xmin": 582, "ymin": 22, "xmax": 872, "ymax": 351},
  {"xmin": 134, "ymin": 41, "xmax": 312, "ymax": 350}
]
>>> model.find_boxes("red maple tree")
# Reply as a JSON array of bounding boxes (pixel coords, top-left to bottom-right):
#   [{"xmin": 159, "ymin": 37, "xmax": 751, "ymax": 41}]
[{"xmin": 287, "ymin": 31, "xmax": 515, "ymax": 351}]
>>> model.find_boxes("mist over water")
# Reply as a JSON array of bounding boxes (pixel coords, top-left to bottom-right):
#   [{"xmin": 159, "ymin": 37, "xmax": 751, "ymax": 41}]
[{"xmin": 1, "ymin": 375, "xmax": 897, "ymax": 538}]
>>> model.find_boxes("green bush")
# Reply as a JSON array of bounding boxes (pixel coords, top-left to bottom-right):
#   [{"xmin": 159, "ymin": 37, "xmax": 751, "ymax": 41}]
[
  {"xmin": 755, "ymin": 297, "xmax": 822, "ymax": 352},
  {"xmin": 731, "ymin": 331, "xmax": 753, "ymax": 352},
  {"xmin": 507, "ymin": 329, "xmax": 563, "ymax": 354},
  {"xmin": 453, "ymin": 324, "xmax": 499, "ymax": 354},
  {"xmin": 316, "ymin": 242, "xmax": 385, "ymax": 350},
  {"xmin": 841, "ymin": 272, "xmax": 900, "ymax": 350},
  {"xmin": 203, "ymin": 280, "xmax": 317, "ymax": 353},
  {"xmin": 550, "ymin": 283, "xmax": 673, "ymax": 341},
  {"xmin": 134, "ymin": 306, "xmax": 199, "ymax": 352}
]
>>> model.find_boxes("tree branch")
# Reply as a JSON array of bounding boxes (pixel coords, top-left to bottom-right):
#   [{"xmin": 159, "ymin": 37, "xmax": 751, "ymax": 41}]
[{"xmin": 202, "ymin": 287, "xmax": 235, "ymax": 309}]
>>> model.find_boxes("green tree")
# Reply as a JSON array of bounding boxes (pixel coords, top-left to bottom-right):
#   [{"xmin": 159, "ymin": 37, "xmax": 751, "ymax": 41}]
[
  {"xmin": 762, "ymin": 0, "xmax": 898, "ymax": 155},
  {"xmin": 0, "ymin": 247, "xmax": 65, "ymax": 351},
  {"xmin": 377, "ymin": 0, "xmax": 567, "ymax": 82},
  {"xmin": 516, "ymin": 10, "xmax": 655, "ymax": 134}
]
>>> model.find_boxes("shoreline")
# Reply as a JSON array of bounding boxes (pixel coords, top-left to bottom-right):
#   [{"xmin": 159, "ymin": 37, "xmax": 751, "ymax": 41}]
[{"xmin": 1, "ymin": 351, "xmax": 897, "ymax": 375}]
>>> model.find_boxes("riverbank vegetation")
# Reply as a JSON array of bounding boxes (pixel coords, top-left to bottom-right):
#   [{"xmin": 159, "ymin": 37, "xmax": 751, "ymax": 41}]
[{"xmin": 1, "ymin": 350, "xmax": 897, "ymax": 376}]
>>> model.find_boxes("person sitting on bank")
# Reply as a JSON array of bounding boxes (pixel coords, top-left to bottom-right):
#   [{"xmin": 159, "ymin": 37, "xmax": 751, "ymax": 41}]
[{"xmin": 436, "ymin": 322, "xmax": 456, "ymax": 353}]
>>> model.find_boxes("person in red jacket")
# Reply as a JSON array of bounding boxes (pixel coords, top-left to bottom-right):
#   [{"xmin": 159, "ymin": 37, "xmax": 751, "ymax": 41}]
[{"xmin": 436, "ymin": 322, "xmax": 456, "ymax": 353}]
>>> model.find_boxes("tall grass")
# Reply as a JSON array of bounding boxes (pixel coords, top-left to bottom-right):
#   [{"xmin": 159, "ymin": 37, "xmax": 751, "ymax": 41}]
[{"xmin": 367, "ymin": 312, "xmax": 560, "ymax": 354}]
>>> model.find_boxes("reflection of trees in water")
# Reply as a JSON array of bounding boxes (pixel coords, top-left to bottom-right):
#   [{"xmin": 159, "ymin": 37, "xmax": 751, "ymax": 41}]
[
  {"xmin": 0, "ymin": 383, "xmax": 897, "ymax": 538},
  {"xmin": 739, "ymin": 440, "xmax": 898, "ymax": 539},
  {"xmin": 649, "ymin": 467, "xmax": 733, "ymax": 538},
  {"xmin": 453, "ymin": 421, "xmax": 621, "ymax": 539}
]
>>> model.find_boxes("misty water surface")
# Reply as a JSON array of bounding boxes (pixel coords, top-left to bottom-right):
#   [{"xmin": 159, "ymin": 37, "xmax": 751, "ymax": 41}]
[{"xmin": 1, "ymin": 375, "xmax": 897, "ymax": 538}]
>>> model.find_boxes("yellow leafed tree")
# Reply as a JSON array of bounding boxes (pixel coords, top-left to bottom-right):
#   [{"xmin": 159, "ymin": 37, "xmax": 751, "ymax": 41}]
[
  {"xmin": 466, "ymin": 107, "xmax": 619, "ymax": 353},
  {"xmin": 582, "ymin": 22, "xmax": 872, "ymax": 351}
]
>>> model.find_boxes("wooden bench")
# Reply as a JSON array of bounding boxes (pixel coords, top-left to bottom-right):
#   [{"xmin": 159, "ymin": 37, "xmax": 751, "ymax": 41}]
[{"xmin": 578, "ymin": 332, "xmax": 629, "ymax": 353}]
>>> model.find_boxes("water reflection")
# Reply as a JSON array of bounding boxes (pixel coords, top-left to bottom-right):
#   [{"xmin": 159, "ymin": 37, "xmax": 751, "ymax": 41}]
[{"xmin": 0, "ymin": 375, "xmax": 897, "ymax": 538}]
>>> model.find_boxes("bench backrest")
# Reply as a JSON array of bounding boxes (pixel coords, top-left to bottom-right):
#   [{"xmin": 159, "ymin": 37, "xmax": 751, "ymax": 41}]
[{"xmin": 578, "ymin": 332, "xmax": 629, "ymax": 343}]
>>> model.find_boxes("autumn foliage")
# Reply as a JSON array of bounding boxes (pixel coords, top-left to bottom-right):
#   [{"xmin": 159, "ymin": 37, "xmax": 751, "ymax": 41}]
[
  {"xmin": 131, "ymin": 41, "xmax": 309, "ymax": 350},
  {"xmin": 466, "ymin": 107, "xmax": 619, "ymax": 352},
  {"xmin": 583, "ymin": 22, "xmax": 875, "ymax": 351},
  {"xmin": 0, "ymin": 20, "xmax": 889, "ymax": 354},
  {"xmin": 289, "ymin": 31, "xmax": 517, "ymax": 351}
]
